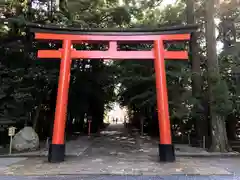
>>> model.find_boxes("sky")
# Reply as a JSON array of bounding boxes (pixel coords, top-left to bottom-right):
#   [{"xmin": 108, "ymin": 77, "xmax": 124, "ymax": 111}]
[
  {"xmin": 33, "ymin": 0, "xmax": 179, "ymax": 12},
  {"xmin": 161, "ymin": 0, "xmax": 178, "ymax": 7},
  {"xmin": 118, "ymin": 0, "xmax": 178, "ymax": 8}
]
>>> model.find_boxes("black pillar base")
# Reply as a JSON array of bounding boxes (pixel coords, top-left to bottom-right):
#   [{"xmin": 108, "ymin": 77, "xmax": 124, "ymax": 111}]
[
  {"xmin": 48, "ymin": 144, "xmax": 65, "ymax": 163},
  {"xmin": 158, "ymin": 144, "xmax": 175, "ymax": 162}
]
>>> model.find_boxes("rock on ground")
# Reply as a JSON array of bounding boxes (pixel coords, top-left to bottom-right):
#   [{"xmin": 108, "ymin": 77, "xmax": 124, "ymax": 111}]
[{"xmin": 12, "ymin": 126, "xmax": 39, "ymax": 152}]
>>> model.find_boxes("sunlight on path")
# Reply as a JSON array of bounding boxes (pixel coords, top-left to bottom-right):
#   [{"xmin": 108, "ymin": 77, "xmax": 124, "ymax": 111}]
[
  {"xmin": 105, "ymin": 103, "xmax": 128, "ymax": 124},
  {"xmin": 100, "ymin": 131, "xmax": 121, "ymax": 135}
]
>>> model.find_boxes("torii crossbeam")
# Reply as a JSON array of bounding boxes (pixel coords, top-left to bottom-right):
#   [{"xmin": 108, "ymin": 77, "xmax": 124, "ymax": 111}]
[{"xmin": 29, "ymin": 23, "xmax": 197, "ymax": 163}]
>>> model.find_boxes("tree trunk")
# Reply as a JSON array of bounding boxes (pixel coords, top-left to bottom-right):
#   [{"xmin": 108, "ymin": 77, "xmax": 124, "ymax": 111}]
[
  {"xmin": 205, "ymin": 0, "xmax": 230, "ymax": 152},
  {"xmin": 226, "ymin": 114, "xmax": 237, "ymax": 140},
  {"xmin": 209, "ymin": 114, "xmax": 231, "ymax": 152},
  {"xmin": 32, "ymin": 104, "xmax": 42, "ymax": 131},
  {"xmin": 186, "ymin": 0, "xmax": 207, "ymax": 143}
]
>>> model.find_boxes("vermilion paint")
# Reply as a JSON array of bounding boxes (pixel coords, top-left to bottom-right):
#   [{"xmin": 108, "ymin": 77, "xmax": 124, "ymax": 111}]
[
  {"xmin": 154, "ymin": 39, "xmax": 172, "ymax": 144},
  {"xmin": 35, "ymin": 33, "xmax": 190, "ymax": 146},
  {"xmin": 51, "ymin": 39, "xmax": 72, "ymax": 145}
]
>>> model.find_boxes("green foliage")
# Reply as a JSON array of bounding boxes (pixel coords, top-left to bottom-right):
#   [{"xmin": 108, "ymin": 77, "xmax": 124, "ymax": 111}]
[
  {"xmin": 208, "ymin": 72, "xmax": 232, "ymax": 116},
  {"xmin": 0, "ymin": 0, "xmax": 123, "ymax": 129}
]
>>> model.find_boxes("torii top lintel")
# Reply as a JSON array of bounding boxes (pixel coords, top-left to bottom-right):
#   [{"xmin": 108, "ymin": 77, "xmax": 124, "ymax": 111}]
[{"xmin": 28, "ymin": 23, "xmax": 198, "ymax": 60}]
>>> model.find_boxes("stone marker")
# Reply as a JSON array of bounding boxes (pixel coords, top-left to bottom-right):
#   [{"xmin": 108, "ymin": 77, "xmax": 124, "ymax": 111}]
[{"xmin": 12, "ymin": 126, "xmax": 39, "ymax": 152}]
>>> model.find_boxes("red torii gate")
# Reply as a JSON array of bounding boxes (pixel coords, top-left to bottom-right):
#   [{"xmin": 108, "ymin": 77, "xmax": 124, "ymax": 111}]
[{"xmin": 29, "ymin": 24, "xmax": 197, "ymax": 163}]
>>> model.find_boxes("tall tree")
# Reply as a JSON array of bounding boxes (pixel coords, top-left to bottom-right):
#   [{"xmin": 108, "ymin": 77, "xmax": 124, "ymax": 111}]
[
  {"xmin": 186, "ymin": 0, "xmax": 206, "ymax": 144},
  {"xmin": 205, "ymin": 0, "xmax": 231, "ymax": 152}
]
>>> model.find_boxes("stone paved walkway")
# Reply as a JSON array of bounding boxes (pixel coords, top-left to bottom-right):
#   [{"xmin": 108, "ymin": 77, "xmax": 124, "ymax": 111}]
[
  {"xmin": 1, "ymin": 124, "xmax": 240, "ymax": 176},
  {"xmin": 0, "ymin": 175, "xmax": 238, "ymax": 180},
  {"xmin": 5, "ymin": 136, "xmax": 94, "ymax": 157},
  {"xmin": 0, "ymin": 158, "xmax": 26, "ymax": 174},
  {"xmin": 138, "ymin": 136, "xmax": 239, "ymax": 157}
]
